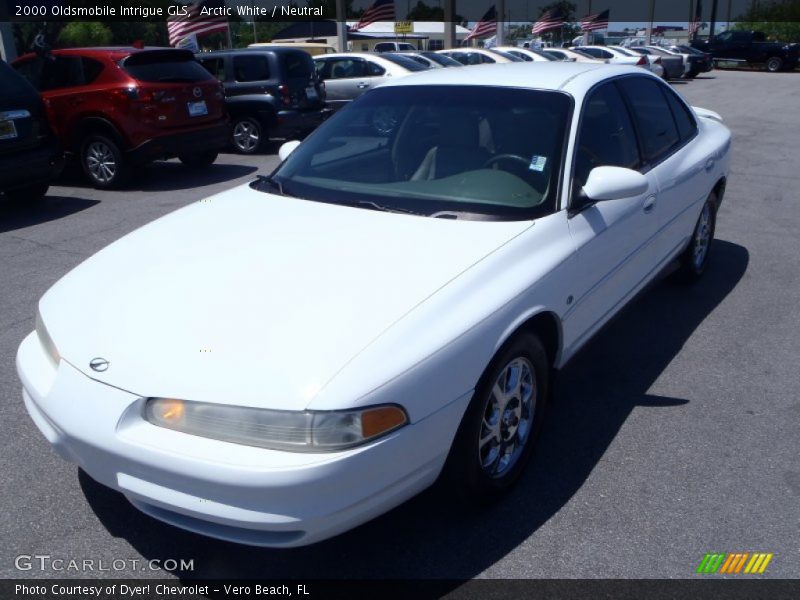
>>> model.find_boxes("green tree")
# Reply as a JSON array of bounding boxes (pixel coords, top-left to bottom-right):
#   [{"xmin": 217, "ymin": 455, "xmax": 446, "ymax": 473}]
[
  {"xmin": 733, "ymin": 0, "xmax": 800, "ymax": 42},
  {"xmin": 58, "ymin": 22, "xmax": 113, "ymax": 47},
  {"xmin": 534, "ymin": 1, "xmax": 579, "ymax": 45}
]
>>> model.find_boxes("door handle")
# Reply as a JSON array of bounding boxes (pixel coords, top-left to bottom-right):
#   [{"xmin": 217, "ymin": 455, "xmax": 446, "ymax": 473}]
[
  {"xmin": 357, "ymin": 82, "xmax": 369, "ymax": 89},
  {"xmin": 643, "ymin": 195, "xmax": 657, "ymax": 214},
  {"xmin": 705, "ymin": 157, "xmax": 716, "ymax": 172}
]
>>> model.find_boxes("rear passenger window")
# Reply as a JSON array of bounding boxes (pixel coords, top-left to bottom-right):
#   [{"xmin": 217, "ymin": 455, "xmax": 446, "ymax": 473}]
[
  {"xmin": 81, "ymin": 58, "xmax": 104, "ymax": 84},
  {"xmin": 327, "ymin": 59, "xmax": 366, "ymax": 79},
  {"xmin": 233, "ymin": 55, "xmax": 270, "ymax": 82},
  {"xmin": 199, "ymin": 57, "xmax": 226, "ymax": 81},
  {"xmin": 663, "ymin": 88, "xmax": 698, "ymax": 142},
  {"xmin": 17, "ymin": 56, "xmax": 87, "ymax": 91},
  {"xmin": 574, "ymin": 82, "xmax": 640, "ymax": 188},
  {"xmin": 618, "ymin": 77, "xmax": 680, "ymax": 164},
  {"xmin": 282, "ymin": 53, "xmax": 312, "ymax": 79}
]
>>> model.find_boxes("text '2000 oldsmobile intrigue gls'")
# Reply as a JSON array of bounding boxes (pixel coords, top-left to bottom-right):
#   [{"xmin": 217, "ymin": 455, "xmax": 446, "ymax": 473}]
[{"xmin": 18, "ymin": 63, "xmax": 731, "ymax": 547}]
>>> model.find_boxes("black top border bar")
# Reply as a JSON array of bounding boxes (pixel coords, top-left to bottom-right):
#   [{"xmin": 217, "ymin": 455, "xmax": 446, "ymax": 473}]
[{"xmin": 3, "ymin": 0, "xmax": 800, "ymax": 24}]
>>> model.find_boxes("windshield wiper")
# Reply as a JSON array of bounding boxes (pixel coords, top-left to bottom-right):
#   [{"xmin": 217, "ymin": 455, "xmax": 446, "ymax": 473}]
[{"xmin": 352, "ymin": 200, "xmax": 420, "ymax": 216}]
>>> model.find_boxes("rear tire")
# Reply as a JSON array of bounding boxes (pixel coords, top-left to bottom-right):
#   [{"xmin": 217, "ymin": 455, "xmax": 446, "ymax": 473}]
[
  {"xmin": 766, "ymin": 56, "xmax": 783, "ymax": 72},
  {"xmin": 443, "ymin": 332, "xmax": 550, "ymax": 504},
  {"xmin": 81, "ymin": 134, "xmax": 129, "ymax": 189},
  {"xmin": 178, "ymin": 151, "xmax": 218, "ymax": 168},
  {"xmin": 231, "ymin": 116, "xmax": 264, "ymax": 154},
  {"xmin": 679, "ymin": 192, "xmax": 717, "ymax": 282},
  {"xmin": 4, "ymin": 182, "xmax": 49, "ymax": 203}
]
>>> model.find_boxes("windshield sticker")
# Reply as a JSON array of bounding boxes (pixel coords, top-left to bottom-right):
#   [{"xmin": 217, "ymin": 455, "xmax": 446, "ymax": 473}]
[{"xmin": 529, "ymin": 155, "xmax": 547, "ymax": 172}]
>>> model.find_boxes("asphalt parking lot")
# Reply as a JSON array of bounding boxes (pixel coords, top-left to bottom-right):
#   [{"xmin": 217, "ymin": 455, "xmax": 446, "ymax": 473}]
[{"xmin": 1, "ymin": 68, "xmax": 799, "ymax": 581}]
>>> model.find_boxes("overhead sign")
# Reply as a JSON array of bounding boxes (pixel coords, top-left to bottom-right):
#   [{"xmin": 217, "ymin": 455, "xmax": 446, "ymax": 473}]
[{"xmin": 394, "ymin": 21, "xmax": 413, "ymax": 34}]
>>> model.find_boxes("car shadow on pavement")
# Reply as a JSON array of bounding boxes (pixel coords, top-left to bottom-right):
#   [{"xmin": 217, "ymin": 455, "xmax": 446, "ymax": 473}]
[
  {"xmin": 79, "ymin": 239, "xmax": 749, "ymax": 582},
  {"xmin": 0, "ymin": 196, "xmax": 99, "ymax": 234},
  {"xmin": 57, "ymin": 162, "xmax": 259, "ymax": 194}
]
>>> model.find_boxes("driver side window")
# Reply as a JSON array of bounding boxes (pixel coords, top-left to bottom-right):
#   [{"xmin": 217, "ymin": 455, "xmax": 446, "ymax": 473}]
[{"xmin": 573, "ymin": 82, "xmax": 640, "ymax": 192}]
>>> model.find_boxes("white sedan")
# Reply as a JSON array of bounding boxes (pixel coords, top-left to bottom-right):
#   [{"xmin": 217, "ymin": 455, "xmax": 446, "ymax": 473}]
[
  {"xmin": 436, "ymin": 47, "xmax": 522, "ymax": 64},
  {"xmin": 18, "ymin": 63, "xmax": 731, "ymax": 547}
]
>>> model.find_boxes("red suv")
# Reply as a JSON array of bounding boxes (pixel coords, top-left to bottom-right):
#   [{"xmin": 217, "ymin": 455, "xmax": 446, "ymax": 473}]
[{"xmin": 13, "ymin": 47, "xmax": 229, "ymax": 188}]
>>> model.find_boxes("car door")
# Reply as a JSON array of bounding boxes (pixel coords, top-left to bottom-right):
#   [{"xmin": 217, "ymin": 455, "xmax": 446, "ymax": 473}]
[
  {"xmin": 564, "ymin": 81, "xmax": 661, "ymax": 353},
  {"xmin": 316, "ymin": 57, "xmax": 368, "ymax": 108},
  {"xmin": 618, "ymin": 78, "xmax": 710, "ymax": 264}
]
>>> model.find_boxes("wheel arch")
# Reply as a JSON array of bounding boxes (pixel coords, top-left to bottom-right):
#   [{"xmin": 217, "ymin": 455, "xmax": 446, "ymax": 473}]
[
  {"xmin": 73, "ymin": 117, "xmax": 127, "ymax": 152},
  {"xmin": 712, "ymin": 176, "xmax": 727, "ymax": 211},
  {"xmin": 496, "ymin": 309, "xmax": 563, "ymax": 370}
]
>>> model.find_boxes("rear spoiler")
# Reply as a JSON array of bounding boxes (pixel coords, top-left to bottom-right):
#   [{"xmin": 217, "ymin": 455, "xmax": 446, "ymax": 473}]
[{"xmin": 692, "ymin": 106, "xmax": 724, "ymax": 123}]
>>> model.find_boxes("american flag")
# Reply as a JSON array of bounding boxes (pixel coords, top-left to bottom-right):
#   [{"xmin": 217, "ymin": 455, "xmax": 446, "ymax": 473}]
[
  {"xmin": 531, "ymin": 7, "xmax": 566, "ymax": 36},
  {"xmin": 465, "ymin": 5, "xmax": 497, "ymax": 41},
  {"xmin": 580, "ymin": 9, "xmax": 610, "ymax": 32},
  {"xmin": 351, "ymin": 0, "xmax": 396, "ymax": 31},
  {"xmin": 167, "ymin": 0, "xmax": 229, "ymax": 47}
]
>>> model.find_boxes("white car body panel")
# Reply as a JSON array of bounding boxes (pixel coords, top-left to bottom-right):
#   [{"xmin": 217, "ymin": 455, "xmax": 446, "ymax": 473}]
[
  {"xmin": 18, "ymin": 63, "xmax": 732, "ymax": 547},
  {"xmin": 39, "ymin": 191, "xmax": 530, "ymax": 413}
]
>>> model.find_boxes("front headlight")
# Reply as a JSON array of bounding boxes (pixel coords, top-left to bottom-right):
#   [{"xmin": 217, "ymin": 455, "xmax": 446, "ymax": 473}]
[
  {"xmin": 35, "ymin": 308, "xmax": 60, "ymax": 366},
  {"xmin": 144, "ymin": 398, "xmax": 408, "ymax": 452}
]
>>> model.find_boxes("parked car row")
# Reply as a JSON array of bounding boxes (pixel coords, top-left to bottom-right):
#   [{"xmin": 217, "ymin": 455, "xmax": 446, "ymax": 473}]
[{"xmin": 1, "ymin": 40, "xmax": 719, "ymax": 196}]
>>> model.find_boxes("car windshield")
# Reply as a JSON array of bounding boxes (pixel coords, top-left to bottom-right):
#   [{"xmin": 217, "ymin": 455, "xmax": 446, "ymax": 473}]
[
  {"xmin": 421, "ymin": 52, "xmax": 463, "ymax": 67},
  {"xmin": 266, "ymin": 85, "xmax": 572, "ymax": 220},
  {"xmin": 571, "ymin": 49, "xmax": 596, "ymax": 59},
  {"xmin": 379, "ymin": 54, "xmax": 429, "ymax": 72},
  {"xmin": 487, "ymin": 48, "xmax": 524, "ymax": 61}
]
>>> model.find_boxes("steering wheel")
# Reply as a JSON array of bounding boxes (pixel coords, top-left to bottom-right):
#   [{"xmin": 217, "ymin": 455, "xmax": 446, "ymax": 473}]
[{"xmin": 482, "ymin": 154, "xmax": 531, "ymax": 169}]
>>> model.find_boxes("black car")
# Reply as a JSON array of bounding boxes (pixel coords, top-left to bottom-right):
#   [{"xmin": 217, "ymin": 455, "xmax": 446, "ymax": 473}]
[
  {"xmin": 197, "ymin": 48, "xmax": 327, "ymax": 154},
  {"xmin": 0, "ymin": 59, "xmax": 64, "ymax": 202},
  {"xmin": 667, "ymin": 45, "xmax": 714, "ymax": 78},
  {"xmin": 692, "ymin": 30, "xmax": 800, "ymax": 72}
]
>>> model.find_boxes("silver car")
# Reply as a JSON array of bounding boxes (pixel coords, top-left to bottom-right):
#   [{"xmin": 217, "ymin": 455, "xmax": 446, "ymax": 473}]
[{"xmin": 313, "ymin": 53, "xmax": 426, "ymax": 111}]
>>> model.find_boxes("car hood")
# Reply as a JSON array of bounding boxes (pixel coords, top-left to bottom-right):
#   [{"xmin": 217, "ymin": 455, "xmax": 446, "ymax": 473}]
[{"xmin": 40, "ymin": 185, "xmax": 530, "ymax": 410}]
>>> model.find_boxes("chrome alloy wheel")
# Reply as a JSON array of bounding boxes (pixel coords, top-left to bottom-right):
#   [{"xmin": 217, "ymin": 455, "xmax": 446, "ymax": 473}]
[
  {"xmin": 232, "ymin": 119, "xmax": 260, "ymax": 153},
  {"xmin": 478, "ymin": 357, "xmax": 536, "ymax": 479},
  {"xmin": 86, "ymin": 141, "xmax": 117, "ymax": 184},
  {"xmin": 693, "ymin": 202, "xmax": 712, "ymax": 270}
]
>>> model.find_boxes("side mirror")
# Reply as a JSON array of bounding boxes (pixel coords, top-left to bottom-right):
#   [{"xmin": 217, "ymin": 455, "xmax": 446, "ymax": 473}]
[
  {"xmin": 582, "ymin": 166, "xmax": 648, "ymax": 202},
  {"xmin": 278, "ymin": 140, "xmax": 301, "ymax": 162}
]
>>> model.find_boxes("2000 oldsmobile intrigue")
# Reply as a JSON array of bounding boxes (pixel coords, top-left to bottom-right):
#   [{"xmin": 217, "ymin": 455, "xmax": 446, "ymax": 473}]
[{"xmin": 18, "ymin": 63, "xmax": 731, "ymax": 547}]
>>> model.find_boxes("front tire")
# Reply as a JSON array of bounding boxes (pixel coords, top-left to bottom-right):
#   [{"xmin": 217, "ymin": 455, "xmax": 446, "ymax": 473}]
[
  {"xmin": 766, "ymin": 56, "xmax": 783, "ymax": 72},
  {"xmin": 81, "ymin": 134, "xmax": 129, "ymax": 189},
  {"xmin": 679, "ymin": 193, "xmax": 717, "ymax": 282},
  {"xmin": 443, "ymin": 332, "xmax": 549, "ymax": 503}
]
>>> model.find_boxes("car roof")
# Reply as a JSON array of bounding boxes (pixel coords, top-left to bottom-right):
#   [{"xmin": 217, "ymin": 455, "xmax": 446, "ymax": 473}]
[
  {"xmin": 15, "ymin": 47, "xmax": 187, "ymax": 61},
  {"xmin": 380, "ymin": 61, "xmax": 652, "ymax": 95},
  {"xmin": 199, "ymin": 47, "xmax": 309, "ymax": 56}
]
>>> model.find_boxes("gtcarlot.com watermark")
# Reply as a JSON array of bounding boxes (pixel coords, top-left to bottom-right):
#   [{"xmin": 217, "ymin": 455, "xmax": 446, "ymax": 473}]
[{"xmin": 14, "ymin": 554, "xmax": 194, "ymax": 573}]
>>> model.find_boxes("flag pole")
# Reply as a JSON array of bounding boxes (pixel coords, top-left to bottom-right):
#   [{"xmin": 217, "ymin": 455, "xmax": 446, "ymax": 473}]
[
  {"xmin": 582, "ymin": 0, "xmax": 591, "ymax": 45},
  {"xmin": 497, "ymin": 0, "xmax": 505, "ymax": 45}
]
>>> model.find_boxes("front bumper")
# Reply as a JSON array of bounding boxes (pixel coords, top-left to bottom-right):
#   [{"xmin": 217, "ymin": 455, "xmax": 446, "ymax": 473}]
[
  {"xmin": 0, "ymin": 136, "xmax": 64, "ymax": 193},
  {"xmin": 17, "ymin": 331, "xmax": 463, "ymax": 547},
  {"xmin": 126, "ymin": 120, "xmax": 231, "ymax": 165}
]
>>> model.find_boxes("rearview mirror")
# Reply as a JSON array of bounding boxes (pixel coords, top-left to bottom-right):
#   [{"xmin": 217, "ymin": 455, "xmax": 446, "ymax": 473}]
[
  {"xmin": 278, "ymin": 140, "xmax": 301, "ymax": 162},
  {"xmin": 582, "ymin": 166, "xmax": 648, "ymax": 202}
]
